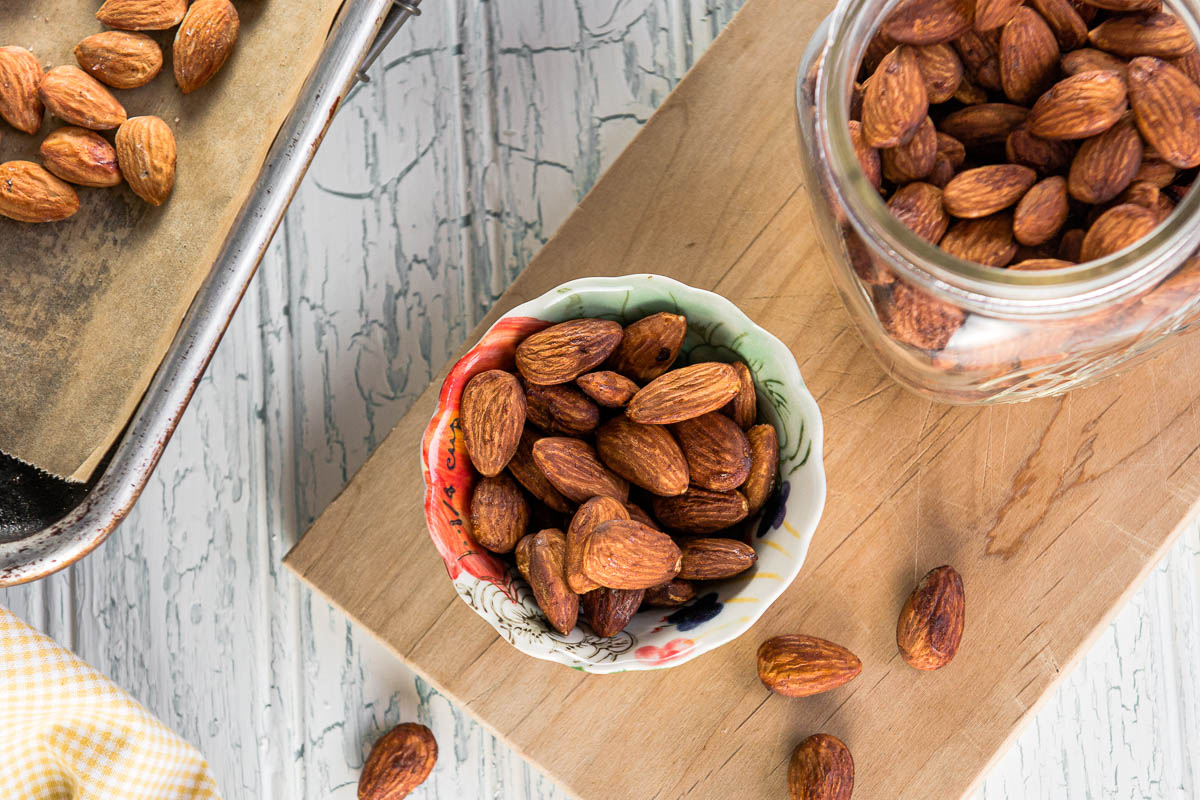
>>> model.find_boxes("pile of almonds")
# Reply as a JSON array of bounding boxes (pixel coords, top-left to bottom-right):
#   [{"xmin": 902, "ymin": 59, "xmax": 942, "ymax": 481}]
[
  {"xmin": 459, "ymin": 312, "xmax": 781, "ymax": 639},
  {"xmin": 0, "ymin": 0, "xmax": 240, "ymax": 222}
]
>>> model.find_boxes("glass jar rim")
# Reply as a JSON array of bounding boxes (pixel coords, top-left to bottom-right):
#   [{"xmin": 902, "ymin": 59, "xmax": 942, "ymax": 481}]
[{"xmin": 806, "ymin": 0, "xmax": 1200, "ymax": 314}]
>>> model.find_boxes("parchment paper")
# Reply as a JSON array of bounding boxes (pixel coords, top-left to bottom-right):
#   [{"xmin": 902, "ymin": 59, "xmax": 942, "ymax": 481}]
[{"xmin": 1, "ymin": 0, "xmax": 342, "ymax": 481}]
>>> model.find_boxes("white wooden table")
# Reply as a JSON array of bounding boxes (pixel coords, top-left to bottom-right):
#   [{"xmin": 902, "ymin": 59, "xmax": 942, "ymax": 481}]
[{"xmin": 5, "ymin": 1, "xmax": 1200, "ymax": 797}]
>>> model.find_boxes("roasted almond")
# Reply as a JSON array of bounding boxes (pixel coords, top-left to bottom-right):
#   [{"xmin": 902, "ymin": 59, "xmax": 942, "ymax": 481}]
[
  {"xmin": 941, "ymin": 212, "xmax": 1018, "ymax": 265},
  {"xmin": 39, "ymin": 66, "xmax": 126, "ymax": 131},
  {"xmin": 595, "ymin": 417, "xmax": 689, "ymax": 497},
  {"xmin": 581, "ymin": 587, "xmax": 644, "ymax": 637},
  {"xmin": 936, "ymin": 131, "xmax": 966, "ymax": 167},
  {"xmin": 1080, "ymin": 203, "xmax": 1158, "ymax": 260},
  {"xmin": 1134, "ymin": 156, "xmax": 1178, "ymax": 188},
  {"xmin": 642, "ymin": 579, "xmax": 696, "ymax": 608},
  {"xmin": 626, "ymin": 362, "xmax": 740, "ymax": 424},
  {"xmin": 515, "ymin": 533, "xmax": 535, "ymax": 581},
  {"xmin": 939, "ymin": 102, "xmax": 1028, "ymax": 145},
  {"xmin": 927, "ymin": 154, "xmax": 956, "ymax": 187},
  {"xmin": 862, "ymin": 45, "xmax": 929, "ymax": 148},
  {"xmin": 532, "ymin": 437, "xmax": 629, "ymax": 503},
  {"xmin": 1031, "ymin": 0, "xmax": 1088, "ymax": 51},
  {"xmin": 952, "ymin": 77, "xmax": 989, "ymax": 104},
  {"xmin": 565, "ymin": 496, "xmax": 629, "ymax": 594},
  {"xmin": 1013, "ymin": 175, "xmax": 1069, "ymax": 246},
  {"xmin": 914, "ymin": 43, "xmax": 964, "ymax": 103},
  {"xmin": 953, "ymin": 28, "xmax": 1003, "ymax": 90},
  {"xmin": 0, "ymin": 47, "xmax": 44, "ymax": 134},
  {"xmin": 608, "ymin": 312, "xmax": 687, "ymax": 382},
  {"xmin": 1090, "ymin": 13, "xmax": 1196, "ymax": 59},
  {"xmin": 1026, "ymin": 71, "xmax": 1127, "ymax": 140},
  {"xmin": 581, "ymin": 519, "xmax": 682, "ymax": 590},
  {"xmin": 1067, "ymin": 115, "xmax": 1142, "ymax": 203},
  {"xmin": 96, "ymin": 0, "xmax": 188, "ymax": 30},
  {"xmin": 671, "ymin": 412, "xmax": 753, "ymax": 492},
  {"xmin": 722, "ymin": 361, "xmax": 757, "ymax": 430},
  {"xmin": 469, "ymin": 473, "xmax": 528, "ymax": 554},
  {"xmin": 897, "ymin": 565, "xmax": 966, "ymax": 670},
  {"xmin": 508, "ymin": 429, "xmax": 573, "ymax": 512},
  {"xmin": 1000, "ymin": 7, "xmax": 1060, "ymax": 104},
  {"xmin": 651, "ymin": 487, "xmax": 750, "ymax": 534},
  {"xmin": 1005, "ymin": 124, "xmax": 1076, "ymax": 173},
  {"xmin": 943, "ymin": 164, "xmax": 1037, "ymax": 218},
  {"xmin": 848, "ymin": 120, "xmax": 882, "ymax": 191},
  {"xmin": 75, "ymin": 31, "xmax": 163, "ymax": 89},
  {"xmin": 1059, "ymin": 227, "xmax": 1086, "ymax": 261},
  {"xmin": 174, "ymin": 0, "xmax": 240, "ymax": 93},
  {"xmin": 523, "ymin": 380, "xmax": 600, "ymax": 436},
  {"xmin": 974, "ymin": 0, "xmax": 1023, "ymax": 30},
  {"xmin": 743, "ymin": 423, "xmax": 779, "ymax": 515},
  {"xmin": 1172, "ymin": 51, "xmax": 1200, "ymax": 85},
  {"xmin": 1120, "ymin": 180, "xmax": 1173, "ymax": 221},
  {"xmin": 358, "ymin": 723, "xmax": 437, "ymax": 800},
  {"xmin": 881, "ymin": 115, "xmax": 937, "ymax": 183},
  {"xmin": 115, "ymin": 115, "xmax": 176, "ymax": 205},
  {"xmin": 1061, "ymin": 47, "xmax": 1128, "ymax": 78},
  {"xmin": 881, "ymin": 0, "xmax": 974, "ymax": 44},
  {"xmin": 677, "ymin": 538, "xmax": 757, "ymax": 580},
  {"xmin": 575, "ymin": 371, "xmax": 638, "ymax": 407},
  {"xmin": 39, "ymin": 126, "xmax": 121, "ymax": 188},
  {"xmin": 1128, "ymin": 57, "xmax": 1200, "ymax": 169},
  {"xmin": 788, "ymin": 734, "xmax": 854, "ymax": 800},
  {"xmin": 757, "ymin": 635, "xmax": 863, "ymax": 698},
  {"xmin": 0, "ymin": 160, "xmax": 80, "ymax": 223},
  {"xmin": 517, "ymin": 318, "xmax": 624, "ymax": 385},
  {"xmin": 526, "ymin": 529, "xmax": 579, "ymax": 635},
  {"xmin": 875, "ymin": 279, "xmax": 967, "ymax": 347},
  {"xmin": 460, "ymin": 370, "xmax": 526, "ymax": 477}
]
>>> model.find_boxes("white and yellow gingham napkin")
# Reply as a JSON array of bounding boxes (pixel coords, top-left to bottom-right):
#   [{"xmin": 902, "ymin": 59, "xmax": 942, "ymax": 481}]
[{"xmin": 0, "ymin": 606, "xmax": 222, "ymax": 800}]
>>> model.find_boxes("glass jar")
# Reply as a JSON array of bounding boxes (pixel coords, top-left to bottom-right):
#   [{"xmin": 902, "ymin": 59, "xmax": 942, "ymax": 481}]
[{"xmin": 796, "ymin": 0, "xmax": 1200, "ymax": 404}]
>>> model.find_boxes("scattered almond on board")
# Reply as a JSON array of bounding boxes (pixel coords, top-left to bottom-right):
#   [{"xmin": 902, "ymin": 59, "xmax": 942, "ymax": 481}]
[
  {"xmin": 357, "ymin": 722, "xmax": 437, "ymax": 800},
  {"xmin": 0, "ymin": 0, "xmax": 241, "ymax": 222}
]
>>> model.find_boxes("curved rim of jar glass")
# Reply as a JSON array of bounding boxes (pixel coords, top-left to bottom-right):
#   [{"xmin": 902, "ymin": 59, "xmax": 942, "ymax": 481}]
[{"xmin": 804, "ymin": 0, "xmax": 1200, "ymax": 314}]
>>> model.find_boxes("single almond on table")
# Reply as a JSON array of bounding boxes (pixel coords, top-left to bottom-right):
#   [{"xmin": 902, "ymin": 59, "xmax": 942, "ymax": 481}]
[
  {"xmin": 940, "ymin": 212, "xmax": 1018, "ymax": 266},
  {"xmin": 881, "ymin": 115, "xmax": 937, "ymax": 183},
  {"xmin": 975, "ymin": 0, "xmax": 1023, "ymax": 30},
  {"xmin": 1128, "ymin": 57, "xmax": 1200, "ymax": 169},
  {"xmin": 939, "ymin": 102, "xmax": 1028, "ymax": 145},
  {"xmin": 1030, "ymin": 0, "xmax": 1087, "ymax": 51},
  {"xmin": 565, "ymin": 496, "xmax": 629, "ymax": 594},
  {"xmin": 0, "ymin": 47, "xmax": 44, "ymax": 135},
  {"xmin": 943, "ymin": 163, "xmax": 1037, "ymax": 218},
  {"xmin": 1080, "ymin": 203, "xmax": 1159, "ymax": 261},
  {"xmin": 0, "ymin": 160, "xmax": 80, "ymax": 223},
  {"xmin": 575, "ymin": 370, "xmax": 638, "ymax": 407},
  {"xmin": 626, "ymin": 362, "xmax": 740, "ymax": 424},
  {"xmin": 913, "ymin": 43, "xmax": 964, "ymax": 104},
  {"xmin": 722, "ymin": 361, "xmax": 757, "ymax": 430},
  {"xmin": 607, "ymin": 312, "xmax": 687, "ymax": 382},
  {"xmin": 671, "ymin": 412, "xmax": 752, "ymax": 492},
  {"xmin": 677, "ymin": 538, "xmax": 757, "ymax": 580},
  {"xmin": 97, "ymin": 0, "xmax": 189, "ymax": 30},
  {"xmin": 880, "ymin": 0, "xmax": 973, "ymax": 44},
  {"xmin": 39, "ymin": 66, "xmax": 127, "ymax": 131},
  {"xmin": 581, "ymin": 519, "xmax": 682, "ymax": 590},
  {"xmin": 897, "ymin": 565, "xmax": 966, "ymax": 670},
  {"xmin": 39, "ymin": 126, "xmax": 121, "ymax": 188},
  {"xmin": 742, "ymin": 423, "xmax": 779, "ymax": 515},
  {"xmin": 526, "ymin": 529, "xmax": 579, "ymax": 635},
  {"xmin": 1060, "ymin": 47, "xmax": 1128, "ymax": 78},
  {"xmin": 1025, "ymin": 71, "xmax": 1128, "ymax": 140},
  {"xmin": 595, "ymin": 417, "xmax": 689, "ymax": 497},
  {"xmin": 788, "ymin": 734, "xmax": 854, "ymax": 800},
  {"xmin": 358, "ymin": 722, "xmax": 437, "ymax": 800},
  {"xmin": 516, "ymin": 318, "xmax": 623, "ymax": 385},
  {"xmin": 581, "ymin": 587, "xmax": 644, "ymax": 638},
  {"xmin": 460, "ymin": 370, "xmax": 526, "ymax": 477},
  {"xmin": 999, "ymin": 6, "xmax": 1060, "ymax": 104},
  {"xmin": 1013, "ymin": 175, "xmax": 1069, "ymax": 246},
  {"xmin": 848, "ymin": 120, "xmax": 882, "ymax": 191},
  {"xmin": 469, "ymin": 473, "xmax": 528, "ymax": 554},
  {"xmin": 116, "ymin": 116, "xmax": 177, "ymax": 205},
  {"xmin": 75, "ymin": 31, "xmax": 163, "ymax": 89},
  {"xmin": 174, "ymin": 0, "xmax": 241, "ymax": 94},
  {"xmin": 1089, "ymin": 13, "xmax": 1196, "ymax": 59},
  {"xmin": 508, "ymin": 430, "xmax": 573, "ymax": 512},
  {"xmin": 651, "ymin": 487, "xmax": 750, "ymax": 534},
  {"xmin": 757, "ymin": 634, "xmax": 863, "ymax": 697},
  {"xmin": 862, "ymin": 45, "xmax": 929, "ymax": 148},
  {"xmin": 642, "ymin": 579, "xmax": 696, "ymax": 608},
  {"xmin": 1067, "ymin": 115, "xmax": 1143, "ymax": 204},
  {"xmin": 888, "ymin": 181, "xmax": 949, "ymax": 243},
  {"xmin": 532, "ymin": 437, "xmax": 629, "ymax": 503},
  {"xmin": 523, "ymin": 380, "xmax": 599, "ymax": 436}
]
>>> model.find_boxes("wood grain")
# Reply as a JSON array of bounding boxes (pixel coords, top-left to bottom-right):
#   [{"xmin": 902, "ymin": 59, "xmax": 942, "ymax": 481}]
[{"xmin": 285, "ymin": 0, "xmax": 1200, "ymax": 798}]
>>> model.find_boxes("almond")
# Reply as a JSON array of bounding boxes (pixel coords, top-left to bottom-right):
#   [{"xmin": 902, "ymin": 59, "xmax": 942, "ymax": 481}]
[
  {"xmin": 862, "ymin": 45, "xmax": 929, "ymax": 148},
  {"xmin": 864, "ymin": 31, "xmax": 901, "ymax": 73},
  {"xmin": 1134, "ymin": 156, "xmax": 1178, "ymax": 188},
  {"xmin": 460, "ymin": 370, "xmax": 526, "ymax": 477},
  {"xmin": 115, "ymin": 115, "xmax": 176, "ymax": 205},
  {"xmin": 875, "ymin": 279, "xmax": 967, "ymax": 348},
  {"xmin": 1005, "ymin": 124, "xmax": 1076, "ymax": 173},
  {"xmin": 581, "ymin": 587, "xmax": 644, "ymax": 637},
  {"xmin": 936, "ymin": 131, "xmax": 966, "ymax": 167},
  {"xmin": 952, "ymin": 78, "xmax": 989, "ymax": 104},
  {"xmin": 608, "ymin": 312, "xmax": 687, "ymax": 382},
  {"xmin": 788, "ymin": 734, "xmax": 854, "ymax": 800},
  {"xmin": 1120, "ymin": 180, "xmax": 1173, "ymax": 221},
  {"xmin": 1026, "ymin": 71, "xmax": 1127, "ymax": 140},
  {"xmin": 881, "ymin": 115, "xmax": 937, "ymax": 183},
  {"xmin": 1059, "ymin": 227, "xmax": 1086, "ymax": 261},
  {"xmin": 943, "ymin": 164, "xmax": 1036, "ymax": 217},
  {"xmin": 0, "ymin": 47, "xmax": 44, "ymax": 134},
  {"xmin": 722, "ymin": 361, "xmax": 757, "ymax": 430},
  {"xmin": 1067, "ymin": 115, "xmax": 1142, "ymax": 203},
  {"xmin": 581, "ymin": 519, "xmax": 682, "ymax": 590},
  {"xmin": 1090, "ymin": 13, "xmax": 1196, "ymax": 59},
  {"xmin": 1080, "ymin": 203, "xmax": 1158, "ymax": 261},
  {"xmin": 939, "ymin": 102, "xmax": 1028, "ymax": 145},
  {"xmin": 1013, "ymin": 176, "xmax": 1069, "ymax": 246},
  {"xmin": 75, "ymin": 32, "xmax": 163, "ymax": 89},
  {"xmin": 39, "ymin": 126, "xmax": 121, "ymax": 188},
  {"xmin": 677, "ymin": 538, "xmax": 757, "ymax": 580},
  {"xmin": 642, "ymin": 579, "xmax": 696, "ymax": 608},
  {"xmin": 515, "ymin": 533, "xmax": 534, "ymax": 581},
  {"xmin": 39, "ymin": 66, "xmax": 126, "ymax": 131},
  {"xmin": 517, "ymin": 318, "xmax": 624, "ymax": 385},
  {"xmin": 624, "ymin": 501, "xmax": 660, "ymax": 530},
  {"xmin": 844, "ymin": 223, "xmax": 895, "ymax": 285},
  {"xmin": 626, "ymin": 362, "xmax": 740, "ymax": 424},
  {"xmin": 526, "ymin": 529, "xmax": 579, "ymax": 635},
  {"xmin": 358, "ymin": 723, "xmax": 437, "ymax": 800},
  {"xmin": 97, "ymin": 0, "xmax": 188, "ymax": 30},
  {"xmin": 1031, "ymin": 0, "xmax": 1088, "ymax": 51},
  {"xmin": 565, "ymin": 496, "xmax": 629, "ymax": 594},
  {"xmin": 508, "ymin": 429, "xmax": 573, "ymax": 512},
  {"xmin": 0, "ymin": 161, "xmax": 80, "ymax": 223},
  {"xmin": 651, "ymin": 487, "xmax": 750, "ymax": 534},
  {"xmin": 523, "ymin": 380, "xmax": 600, "ymax": 436},
  {"xmin": 595, "ymin": 417, "xmax": 689, "ymax": 497},
  {"xmin": 1128, "ymin": 57, "xmax": 1200, "ymax": 169},
  {"xmin": 881, "ymin": 0, "xmax": 974, "ymax": 44},
  {"xmin": 1172, "ymin": 51, "xmax": 1200, "ymax": 85},
  {"xmin": 953, "ymin": 29, "xmax": 1003, "ymax": 90},
  {"xmin": 575, "ymin": 371, "xmax": 638, "ymax": 407},
  {"xmin": 743, "ymin": 423, "xmax": 779, "ymax": 515},
  {"xmin": 897, "ymin": 565, "xmax": 965, "ymax": 670},
  {"xmin": 942, "ymin": 214, "xmax": 1018, "ymax": 266},
  {"xmin": 671, "ymin": 412, "xmax": 752, "ymax": 492},
  {"xmin": 1060, "ymin": 47, "xmax": 1128, "ymax": 79},
  {"xmin": 889, "ymin": 182, "xmax": 951, "ymax": 244},
  {"xmin": 999, "ymin": 7, "xmax": 1060, "ymax": 104},
  {"xmin": 174, "ymin": 0, "xmax": 240, "ymax": 94},
  {"xmin": 532, "ymin": 437, "xmax": 629, "ymax": 503},
  {"xmin": 974, "ymin": 0, "xmax": 1022, "ymax": 30},
  {"xmin": 757, "ymin": 635, "xmax": 863, "ymax": 697},
  {"xmin": 913, "ymin": 43, "xmax": 964, "ymax": 103},
  {"xmin": 848, "ymin": 120, "xmax": 882, "ymax": 191},
  {"xmin": 469, "ymin": 473, "xmax": 528, "ymax": 554},
  {"xmin": 927, "ymin": 153, "xmax": 955, "ymax": 187}
]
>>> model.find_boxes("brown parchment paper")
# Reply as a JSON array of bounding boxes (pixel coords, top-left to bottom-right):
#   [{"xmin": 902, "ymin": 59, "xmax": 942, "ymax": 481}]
[{"xmin": 0, "ymin": 0, "xmax": 342, "ymax": 481}]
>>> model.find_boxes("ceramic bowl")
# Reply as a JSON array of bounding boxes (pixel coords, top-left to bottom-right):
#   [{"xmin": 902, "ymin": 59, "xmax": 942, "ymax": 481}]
[{"xmin": 421, "ymin": 274, "xmax": 826, "ymax": 673}]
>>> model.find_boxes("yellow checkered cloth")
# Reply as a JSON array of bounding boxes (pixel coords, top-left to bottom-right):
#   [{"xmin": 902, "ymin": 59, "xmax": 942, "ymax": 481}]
[{"xmin": 0, "ymin": 606, "xmax": 222, "ymax": 800}]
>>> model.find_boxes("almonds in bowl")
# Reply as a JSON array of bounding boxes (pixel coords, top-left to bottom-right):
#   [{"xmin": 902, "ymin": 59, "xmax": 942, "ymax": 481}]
[{"xmin": 421, "ymin": 274, "xmax": 826, "ymax": 673}]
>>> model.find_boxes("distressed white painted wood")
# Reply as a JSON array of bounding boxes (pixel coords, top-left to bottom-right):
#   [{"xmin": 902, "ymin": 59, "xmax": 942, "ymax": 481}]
[{"xmin": 4, "ymin": 1, "xmax": 1200, "ymax": 797}]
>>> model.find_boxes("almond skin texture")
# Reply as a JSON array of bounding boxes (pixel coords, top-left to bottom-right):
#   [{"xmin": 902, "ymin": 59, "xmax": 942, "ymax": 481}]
[
  {"xmin": 876, "ymin": 279, "xmax": 967, "ymax": 347},
  {"xmin": 848, "ymin": 120, "xmax": 882, "ymax": 191},
  {"xmin": 608, "ymin": 312, "xmax": 687, "ymax": 382},
  {"xmin": 1000, "ymin": 6, "xmax": 1060, "ymax": 104},
  {"xmin": 174, "ymin": 0, "xmax": 241, "ymax": 94},
  {"xmin": 881, "ymin": 115, "xmax": 937, "ymax": 183},
  {"xmin": 1006, "ymin": 124, "xmax": 1076, "ymax": 173},
  {"xmin": 643, "ymin": 579, "xmax": 696, "ymax": 607},
  {"xmin": 532, "ymin": 437, "xmax": 629, "ymax": 503},
  {"xmin": 936, "ymin": 131, "xmax": 966, "ymax": 167},
  {"xmin": 0, "ymin": 47, "xmax": 44, "ymax": 134},
  {"xmin": 0, "ymin": 161, "xmax": 80, "ymax": 223},
  {"xmin": 1013, "ymin": 176, "xmax": 1069, "ymax": 246},
  {"xmin": 526, "ymin": 529, "xmax": 579, "ymax": 635},
  {"xmin": 515, "ymin": 534, "xmax": 534, "ymax": 582},
  {"xmin": 595, "ymin": 417, "xmax": 689, "ymax": 497},
  {"xmin": 581, "ymin": 519, "xmax": 682, "ymax": 590},
  {"xmin": 75, "ymin": 32, "xmax": 163, "ymax": 89},
  {"xmin": 897, "ymin": 565, "xmax": 966, "ymax": 670},
  {"xmin": 1061, "ymin": 47, "xmax": 1128, "ymax": 78},
  {"xmin": 575, "ymin": 371, "xmax": 638, "ymax": 408},
  {"xmin": 460, "ymin": 370, "xmax": 526, "ymax": 477},
  {"xmin": 1080, "ymin": 203, "xmax": 1159, "ymax": 261},
  {"xmin": 671, "ymin": 412, "xmax": 752, "ymax": 492},
  {"xmin": 1090, "ymin": 13, "xmax": 1196, "ymax": 59},
  {"xmin": 97, "ymin": 0, "xmax": 189, "ymax": 30},
  {"xmin": 677, "ymin": 538, "xmax": 757, "ymax": 580},
  {"xmin": 651, "ymin": 487, "xmax": 750, "ymax": 534},
  {"xmin": 581, "ymin": 587, "xmax": 644, "ymax": 637},
  {"xmin": 115, "ymin": 115, "xmax": 176, "ymax": 205},
  {"xmin": 943, "ymin": 164, "xmax": 1036, "ymax": 218},
  {"xmin": 940, "ymin": 212, "xmax": 1018, "ymax": 266},
  {"xmin": 757, "ymin": 635, "xmax": 863, "ymax": 698},
  {"xmin": 1026, "ymin": 71, "xmax": 1128, "ymax": 140},
  {"xmin": 881, "ymin": 0, "xmax": 974, "ymax": 44},
  {"xmin": 743, "ymin": 423, "xmax": 779, "ymax": 515},
  {"xmin": 39, "ymin": 127, "xmax": 121, "ymax": 188},
  {"xmin": 517, "ymin": 319, "xmax": 623, "ymax": 385},
  {"xmin": 523, "ymin": 381, "xmax": 600, "ymax": 436},
  {"xmin": 565, "ymin": 496, "xmax": 629, "ymax": 594},
  {"xmin": 914, "ymin": 43, "xmax": 964, "ymax": 103},
  {"xmin": 975, "ymin": 0, "xmax": 1023, "ymax": 30},
  {"xmin": 508, "ymin": 429, "xmax": 573, "ymax": 512},
  {"xmin": 39, "ymin": 66, "xmax": 127, "ymax": 131},
  {"xmin": 862, "ymin": 45, "xmax": 929, "ymax": 148},
  {"xmin": 722, "ymin": 361, "xmax": 757, "ymax": 430},
  {"xmin": 627, "ymin": 362, "xmax": 740, "ymax": 424},
  {"xmin": 1031, "ymin": 0, "xmax": 1088, "ymax": 51},
  {"xmin": 469, "ymin": 473, "xmax": 528, "ymax": 554},
  {"xmin": 1068, "ymin": 116, "xmax": 1143, "ymax": 204},
  {"xmin": 1128, "ymin": 57, "xmax": 1200, "ymax": 169},
  {"xmin": 358, "ymin": 723, "xmax": 437, "ymax": 800},
  {"xmin": 888, "ymin": 181, "xmax": 949, "ymax": 243},
  {"xmin": 939, "ymin": 102, "xmax": 1028, "ymax": 145},
  {"xmin": 953, "ymin": 29, "xmax": 1003, "ymax": 90},
  {"xmin": 788, "ymin": 734, "xmax": 854, "ymax": 800}
]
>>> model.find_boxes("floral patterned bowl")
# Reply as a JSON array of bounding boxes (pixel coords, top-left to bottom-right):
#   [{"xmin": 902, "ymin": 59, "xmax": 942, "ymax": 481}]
[{"xmin": 421, "ymin": 275, "xmax": 826, "ymax": 673}]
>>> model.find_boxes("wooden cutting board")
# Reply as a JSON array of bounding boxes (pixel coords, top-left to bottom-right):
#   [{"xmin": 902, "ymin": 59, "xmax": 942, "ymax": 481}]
[{"xmin": 283, "ymin": 0, "xmax": 1200, "ymax": 796}]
